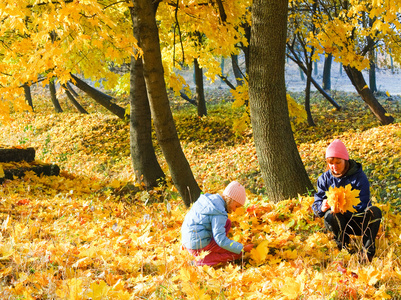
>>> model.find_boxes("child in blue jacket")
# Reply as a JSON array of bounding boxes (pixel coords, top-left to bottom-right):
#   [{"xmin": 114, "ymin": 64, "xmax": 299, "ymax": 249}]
[
  {"xmin": 312, "ymin": 139, "xmax": 382, "ymax": 262},
  {"xmin": 181, "ymin": 181, "xmax": 254, "ymax": 266}
]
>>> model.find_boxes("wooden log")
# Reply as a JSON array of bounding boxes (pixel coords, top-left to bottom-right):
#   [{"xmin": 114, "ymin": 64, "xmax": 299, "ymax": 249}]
[
  {"xmin": 0, "ymin": 162, "xmax": 60, "ymax": 183},
  {"xmin": 0, "ymin": 147, "xmax": 36, "ymax": 162}
]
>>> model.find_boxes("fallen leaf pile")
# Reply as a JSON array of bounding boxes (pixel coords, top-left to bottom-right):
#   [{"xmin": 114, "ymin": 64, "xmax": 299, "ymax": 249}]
[
  {"xmin": 326, "ymin": 184, "xmax": 361, "ymax": 213},
  {"xmin": 0, "ymin": 91, "xmax": 400, "ymax": 299}
]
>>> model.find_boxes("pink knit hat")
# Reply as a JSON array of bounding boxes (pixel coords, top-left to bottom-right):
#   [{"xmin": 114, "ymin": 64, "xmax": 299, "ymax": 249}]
[
  {"xmin": 223, "ymin": 181, "xmax": 246, "ymax": 206},
  {"xmin": 326, "ymin": 139, "xmax": 349, "ymax": 160}
]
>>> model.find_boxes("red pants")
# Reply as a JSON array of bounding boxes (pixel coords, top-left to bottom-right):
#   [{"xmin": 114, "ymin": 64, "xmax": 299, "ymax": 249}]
[{"xmin": 186, "ymin": 219, "xmax": 243, "ymax": 266}]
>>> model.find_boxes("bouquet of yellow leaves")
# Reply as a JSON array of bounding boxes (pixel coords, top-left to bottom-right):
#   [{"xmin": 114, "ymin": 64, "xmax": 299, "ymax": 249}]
[{"xmin": 325, "ymin": 184, "xmax": 360, "ymax": 213}]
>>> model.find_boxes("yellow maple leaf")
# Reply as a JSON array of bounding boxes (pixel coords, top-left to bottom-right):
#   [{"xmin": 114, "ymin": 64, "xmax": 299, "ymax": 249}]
[
  {"xmin": 280, "ymin": 277, "xmax": 303, "ymax": 299},
  {"xmin": 89, "ymin": 280, "xmax": 110, "ymax": 300},
  {"xmin": 326, "ymin": 184, "xmax": 360, "ymax": 213},
  {"xmin": 0, "ymin": 164, "xmax": 4, "ymax": 178},
  {"xmin": 250, "ymin": 240, "xmax": 269, "ymax": 265},
  {"xmin": 110, "ymin": 179, "xmax": 121, "ymax": 189}
]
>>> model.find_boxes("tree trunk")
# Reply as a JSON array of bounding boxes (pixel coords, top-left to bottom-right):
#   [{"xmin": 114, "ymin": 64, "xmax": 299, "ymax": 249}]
[
  {"xmin": 231, "ymin": 54, "xmax": 244, "ymax": 86},
  {"xmin": 70, "ymin": 74, "xmax": 127, "ymax": 119},
  {"xmin": 62, "ymin": 84, "xmax": 88, "ymax": 114},
  {"xmin": 23, "ymin": 83, "xmax": 34, "ymax": 111},
  {"xmin": 49, "ymin": 79, "xmax": 63, "ymax": 113},
  {"xmin": 305, "ymin": 66, "xmax": 315, "ymax": 126},
  {"xmin": 368, "ymin": 17, "xmax": 377, "ymax": 93},
  {"xmin": 314, "ymin": 60, "xmax": 318, "ymax": 76},
  {"xmin": 322, "ymin": 53, "xmax": 332, "ymax": 91},
  {"xmin": 239, "ymin": 22, "xmax": 251, "ymax": 74},
  {"xmin": 287, "ymin": 48, "xmax": 341, "ymax": 110},
  {"xmin": 129, "ymin": 6, "xmax": 166, "ymax": 188},
  {"xmin": 249, "ymin": 0, "xmax": 313, "ymax": 202},
  {"xmin": 369, "ymin": 51, "xmax": 377, "ymax": 93},
  {"xmin": 343, "ymin": 65, "xmax": 394, "ymax": 125},
  {"xmin": 194, "ymin": 59, "xmax": 207, "ymax": 117},
  {"xmin": 133, "ymin": 0, "xmax": 201, "ymax": 206}
]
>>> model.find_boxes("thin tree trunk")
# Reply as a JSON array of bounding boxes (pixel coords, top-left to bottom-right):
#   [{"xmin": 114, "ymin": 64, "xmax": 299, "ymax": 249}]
[
  {"xmin": 287, "ymin": 50, "xmax": 341, "ymax": 110},
  {"xmin": 239, "ymin": 22, "xmax": 251, "ymax": 74},
  {"xmin": 129, "ymin": 6, "xmax": 166, "ymax": 188},
  {"xmin": 66, "ymin": 82, "xmax": 79, "ymax": 97},
  {"xmin": 368, "ymin": 17, "xmax": 377, "ymax": 93},
  {"xmin": 218, "ymin": 74, "xmax": 236, "ymax": 90},
  {"xmin": 231, "ymin": 54, "xmax": 243, "ymax": 86},
  {"xmin": 305, "ymin": 66, "xmax": 315, "ymax": 126},
  {"xmin": 179, "ymin": 90, "xmax": 197, "ymax": 106},
  {"xmin": 299, "ymin": 67, "xmax": 305, "ymax": 81},
  {"xmin": 70, "ymin": 74, "xmax": 126, "ymax": 119},
  {"xmin": 49, "ymin": 79, "xmax": 63, "ymax": 113},
  {"xmin": 62, "ymin": 84, "xmax": 88, "ymax": 114},
  {"xmin": 23, "ymin": 83, "xmax": 34, "ymax": 111},
  {"xmin": 249, "ymin": 0, "xmax": 313, "ymax": 202},
  {"xmin": 194, "ymin": 59, "xmax": 207, "ymax": 117},
  {"xmin": 343, "ymin": 65, "xmax": 394, "ymax": 125},
  {"xmin": 314, "ymin": 60, "xmax": 318, "ymax": 76},
  {"xmin": 133, "ymin": 0, "xmax": 201, "ymax": 206},
  {"xmin": 322, "ymin": 53, "xmax": 332, "ymax": 91},
  {"xmin": 220, "ymin": 57, "xmax": 225, "ymax": 85},
  {"xmin": 369, "ymin": 51, "xmax": 377, "ymax": 93}
]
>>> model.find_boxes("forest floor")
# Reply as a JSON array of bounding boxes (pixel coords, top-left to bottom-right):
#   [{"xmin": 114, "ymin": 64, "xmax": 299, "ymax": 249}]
[
  {"xmin": 1, "ymin": 56, "xmax": 401, "ymax": 298},
  {"xmin": 0, "ymin": 78, "xmax": 401, "ymax": 298}
]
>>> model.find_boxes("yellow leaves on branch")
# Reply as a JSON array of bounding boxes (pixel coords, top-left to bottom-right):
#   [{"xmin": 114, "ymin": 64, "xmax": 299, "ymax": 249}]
[{"xmin": 325, "ymin": 184, "xmax": 360, "ymax": 213}]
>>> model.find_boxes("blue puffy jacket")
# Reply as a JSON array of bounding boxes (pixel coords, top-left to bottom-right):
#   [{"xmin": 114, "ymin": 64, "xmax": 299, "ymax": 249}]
[
  {"xmin": 181, "ymin": 193, "xmax": 243, "ymax": 254},
  {"xmin": 312, "ymin": 160, "xmax": 371, "ymax": 218}
]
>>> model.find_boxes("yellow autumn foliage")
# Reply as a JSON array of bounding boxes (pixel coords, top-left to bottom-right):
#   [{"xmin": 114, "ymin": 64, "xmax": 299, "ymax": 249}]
[{"xmin": 326, "ymin": 184, "xmax": 361, "ymax": 213}]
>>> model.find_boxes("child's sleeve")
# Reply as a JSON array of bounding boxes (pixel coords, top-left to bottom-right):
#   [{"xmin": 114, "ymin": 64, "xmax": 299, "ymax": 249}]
[
  {"xmin": 211, "ymin": 215, "xmax": 243, "ymax": 254},
  {"xmin": 312, "ymin": 174, "xmax": 328, "ymax": 218}
]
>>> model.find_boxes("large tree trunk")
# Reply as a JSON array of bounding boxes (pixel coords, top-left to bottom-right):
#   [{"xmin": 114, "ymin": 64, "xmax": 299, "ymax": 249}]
[
  {"xmin": 133, "ymin": 0, "xmax": 201, "ymax": 206},
  {"xmin": 194, "ymin": 59, "xmax": 207, "ymax": 117},
  {"xmin": 70, "ymin": 74, "xmax": 126, "ymax": 119},
  {"xmin": 129, "ymin": 7, "xmax": 166, "ymax": 188},
  {"xmin": 49, "ymin": 79, "xmax": 63, "ymax": 113},
  {"xmin": 343, "ymin": 65, "xmax": 394, "ymax": 125},
  {"xmin": 249, "ymin": 0, "xmax": 313, "ymax": 202}
]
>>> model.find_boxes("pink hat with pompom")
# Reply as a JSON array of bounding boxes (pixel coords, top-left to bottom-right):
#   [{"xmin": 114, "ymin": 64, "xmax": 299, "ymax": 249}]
[
  {"xmin": 326, "ymin": 139, "xmax": 349, "ymax": 160},
  {"xmin": 223, "ymin": 181, "xmax": 246, "ymax": 206}
]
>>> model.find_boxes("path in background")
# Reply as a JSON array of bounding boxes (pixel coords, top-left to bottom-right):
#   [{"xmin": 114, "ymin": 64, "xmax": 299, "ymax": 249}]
[
  {"xmin": 285, "ymin": 59, "xmax": 401, "ymax": 95},
  {"xmin": 180, "ymin": 55, "xmax": 401, "ymax": 96}
]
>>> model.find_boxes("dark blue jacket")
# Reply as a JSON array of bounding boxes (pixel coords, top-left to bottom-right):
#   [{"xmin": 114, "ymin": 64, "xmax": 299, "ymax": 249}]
[{"xmin": 312, "ymin": 160, "xmax": 371, "ymax": 218}]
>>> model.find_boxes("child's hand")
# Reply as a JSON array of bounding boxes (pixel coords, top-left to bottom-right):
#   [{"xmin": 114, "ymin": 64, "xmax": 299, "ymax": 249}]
[
  {"xmin": 322, "ymin": 199, "xmax": 339, "ymax": 214},
  {"xmin": 321, "ymin": 200, "xmax": 330, "ymax": 212},
  {"xmin": 243, "ymin": 244, "xmax": 255, "ymax": 252}
]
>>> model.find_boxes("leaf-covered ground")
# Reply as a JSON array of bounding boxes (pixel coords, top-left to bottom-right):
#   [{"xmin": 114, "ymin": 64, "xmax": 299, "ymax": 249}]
[{"xmin": 0, "ymin": 90, "xmax": 400, "ymax": 299}]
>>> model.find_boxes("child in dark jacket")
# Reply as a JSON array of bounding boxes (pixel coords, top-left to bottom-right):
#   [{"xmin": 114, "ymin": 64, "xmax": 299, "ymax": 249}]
[
  {"xmin": 312, "ymin": 139, "xmax": 382, "ymax": 262},
  {"xmin": 181, "ymin": 181, "xmax": 254, "ymax": 266}
]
